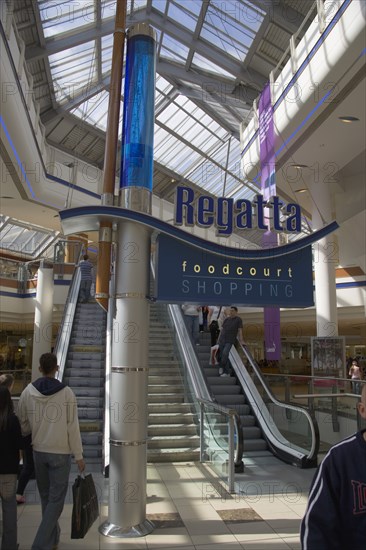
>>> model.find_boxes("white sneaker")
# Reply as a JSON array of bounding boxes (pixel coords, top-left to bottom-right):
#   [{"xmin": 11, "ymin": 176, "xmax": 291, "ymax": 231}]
[
  {"xmin": 218, "ymin": 368, "xmax": 223, "ymax": 375},
  {"xmin": 220, "ymin": 373, "xmax": 230, "ymax": 377}
]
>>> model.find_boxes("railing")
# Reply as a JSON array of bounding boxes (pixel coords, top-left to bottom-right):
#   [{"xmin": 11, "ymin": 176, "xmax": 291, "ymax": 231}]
[
  {"xmin": 54, "ymin": 264, "xmax": 81, "ymax": 381},
  {"xmin": 261, "ymin": 373, "xmax": 365, "ymax": 442},
  {"xmin": 231, "ymin": 344, "xmax": 319, "ymax": 467},
  {"xmin": 243, "ymin": 0, "xmax": 326, "ymax": 128},
  {"xmin": 164, "ymin": 303, "xmax": 244, "ymax": 493}
]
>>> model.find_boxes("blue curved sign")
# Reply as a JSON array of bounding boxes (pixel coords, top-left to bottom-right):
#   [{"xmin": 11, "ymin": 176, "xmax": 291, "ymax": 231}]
[{"xmin": 59, "ymin": 205, "xmax": 338, "ymax": 261}]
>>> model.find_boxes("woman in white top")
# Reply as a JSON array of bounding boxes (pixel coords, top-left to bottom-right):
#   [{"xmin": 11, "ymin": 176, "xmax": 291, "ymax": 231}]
[{"xmin": 349, "ymin": 359, "xmax": 362, "ymax": 394}]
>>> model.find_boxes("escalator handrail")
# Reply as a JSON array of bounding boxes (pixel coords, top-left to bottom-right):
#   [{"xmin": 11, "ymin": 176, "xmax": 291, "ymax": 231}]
[
  {"xmin": 54, "ymin": 265, "xmax": 81, "ymax": 381},
  {"xmin": 168, "ymin": 304, "xmax": 244, "ymax": 467},
  {"xmin": 231, "ymin": 343, "xmax": 319, "ymax": 462}
]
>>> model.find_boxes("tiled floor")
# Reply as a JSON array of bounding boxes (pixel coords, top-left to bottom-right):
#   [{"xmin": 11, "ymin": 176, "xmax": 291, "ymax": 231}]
[{"xmin": 10, "ymin": 458, "xmax": 316, "ymax": 550}]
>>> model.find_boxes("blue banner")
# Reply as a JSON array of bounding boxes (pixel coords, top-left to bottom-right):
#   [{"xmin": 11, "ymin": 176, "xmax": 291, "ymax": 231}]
[{"xmin": 155, "ymin": 234, "xmax": 314, "ymax": 307}]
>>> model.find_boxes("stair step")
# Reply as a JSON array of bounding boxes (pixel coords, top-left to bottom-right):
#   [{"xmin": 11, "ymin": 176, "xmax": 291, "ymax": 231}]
[
  {"xmin": 65, "ymin": 369, "xmax": 104, "ymax": 378},
  {"xmin": 148, "ymin": 424, "xmax": 198, "ymax": 436},
  {"xmin": 148, "ymin": 403, "xmax": 195, "ymax": 413},
  {"xmin": 70, "ymin": 346, "xmax": 104, "ymax": 353},
  {"xmin": 148, "ymin": 394, "xmax": 185, "ymax": 403},
  {"xmin": 78, "ymin": 408, "xmax": 103, "ymax": 420},
  {"xmin": 147, "ymin": 449, "xmax": 200, "ymax": 462},
  {"xmin": 148, "ymin": 435, "xmax": 200, "ymax": 449},
  {"xmin": 79, "ymin": 420, "xmax": 103, "ymax": 431},
  {"xmin": 81, "ymin": 432, "xmax": 103, "ymax": 445},
  {"xmin": 148, "ymin": 386, "xmax": 184, "ymax": 394},
  {"xmin": 211, "ymin": 385, "xmax": 242, "ymax": 395},
  {"xmin": 148, "ymin": 413, "xmax": 197, "ymax": 424},
  {"xmin": 73, "ymin": 387, "xmax": 104, "ymax": 397},
  {"xmin": 64, "ymin": 377, "xmax": 104, "ymax": 387}
]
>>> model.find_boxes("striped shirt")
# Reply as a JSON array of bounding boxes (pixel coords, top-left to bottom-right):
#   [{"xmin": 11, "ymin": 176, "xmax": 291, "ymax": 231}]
[{"xmin": 79, "ymin": 259, "xmax": 93, "ymax": 281}]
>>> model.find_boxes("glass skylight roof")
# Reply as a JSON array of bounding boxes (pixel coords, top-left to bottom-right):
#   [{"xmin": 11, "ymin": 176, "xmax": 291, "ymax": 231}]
[
  {"xmin": 39, "ymin": 1, "xmax": 95, "ymax": 38},
  {"xmin": 34, "ymin": 0, "xmax": 312, "ymax": 239},
  {"xmin": 0, "ymin": 217, "xmax": 59, "ymax": 259},
  {"xmin": 39, "ymin": 0, "xmax": 264, "ymax": 199}
]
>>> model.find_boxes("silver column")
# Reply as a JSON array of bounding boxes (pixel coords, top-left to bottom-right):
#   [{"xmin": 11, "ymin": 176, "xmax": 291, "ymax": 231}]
[{"xmin": 99, "ymin": 219, "xmax": 153, "ymax": 537}]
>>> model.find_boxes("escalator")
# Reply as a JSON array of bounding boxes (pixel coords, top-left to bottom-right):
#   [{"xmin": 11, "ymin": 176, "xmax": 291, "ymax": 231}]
[
  {"xmin": 231, "ymin": 343, "xmax": 319, "ymax": 468},
  {"xmin": 55, "ymin": 264, "xmax": 319, "ymax": 481},
  {"xmin": 195, "ymin": 323, "xmax": 319, "ymax": 468},
  {"xmin": 54, "ymin": 266, "xmax": 107, "ymax": 472}
]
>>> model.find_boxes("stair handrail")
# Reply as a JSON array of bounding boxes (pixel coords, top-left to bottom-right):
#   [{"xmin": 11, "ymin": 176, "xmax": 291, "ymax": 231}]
[
  {"xmin": 167, "ymin": 303, "xmax": 244, "ymax": 473},
  {"xmin": 54, "ymin": 251, "xmax": 83, "ymax": 381},
  {"xmin": 102, "ymin": 250, "xmax": 115, "ymax": 474},
  {"xmin": 230, "ymin": 343, "xmax": 319, "ymax": 466}
]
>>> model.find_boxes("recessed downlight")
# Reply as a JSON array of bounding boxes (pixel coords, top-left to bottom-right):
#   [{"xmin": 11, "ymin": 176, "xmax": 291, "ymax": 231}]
[
  {"xmin": 338, "ymin": 116, "xmax": 360, "ymax": 123},
  {"xmin": 295, "ymin": 188, "xmax": 307, "ymax": 193},
  {"xmin": 0, "ymin": 196, "xmax": 15, "ymax": 199}
]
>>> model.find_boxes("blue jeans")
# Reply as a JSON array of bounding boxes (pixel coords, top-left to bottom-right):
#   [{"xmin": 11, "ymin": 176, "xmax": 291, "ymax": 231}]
[
  {"xmin": 0, "ymin": 474, "xmax": 17, "ymax": 550},
  {"xmin": 219, "ymin": 342, "xmax": 233, "ymax": 374},
  {"xmin": 184, "ymin": 315, "xmax": 199, "ymax": 345},
  {"xmin": 351, "ymin": 380, "xmax": 361, "ymax": 394},
  {"xmin": 32, "ymin": 452, "xmax": 71, "ymax": 550}
]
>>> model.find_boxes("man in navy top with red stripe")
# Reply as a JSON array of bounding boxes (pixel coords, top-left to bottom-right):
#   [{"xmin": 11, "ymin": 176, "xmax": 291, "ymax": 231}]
[{"xmin": 300, "ymin": 383, "xmax": 366, "ymax": 549}]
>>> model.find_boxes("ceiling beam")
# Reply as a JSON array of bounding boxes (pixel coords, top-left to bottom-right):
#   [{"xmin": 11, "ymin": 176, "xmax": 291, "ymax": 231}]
[
  {"xmin": 26, "ymin": 6, "xmax": 267, "ymax": 90},
  {"xmin": 248, "ymin": 0, "xmax": 305, "ymax": 35}
]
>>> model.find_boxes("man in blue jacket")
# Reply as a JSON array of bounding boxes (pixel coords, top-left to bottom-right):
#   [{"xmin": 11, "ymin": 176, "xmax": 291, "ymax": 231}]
[{"xmin": 300, "ymin": 383, "xmax": 366, "ymax": 549}]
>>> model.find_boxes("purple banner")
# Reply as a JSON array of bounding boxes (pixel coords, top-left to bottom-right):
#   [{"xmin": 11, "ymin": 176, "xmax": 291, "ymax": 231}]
[{"xmin": 259, "ymin": 83, "xmax": 281, "ymax": 360}]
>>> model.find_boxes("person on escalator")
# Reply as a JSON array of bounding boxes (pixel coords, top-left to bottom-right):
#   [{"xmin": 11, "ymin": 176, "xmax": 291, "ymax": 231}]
[
  {"xmin": 78, "ymin": 254, "xmax": 94, "ymax": 303},
  {"xmin": 218, "ymin": 306, "xmax": 244, "ymax": 377},
  {"xmin": 17, "ymin": 352, "xmax": 85, "ymax": 550},
  {"xmin": 300, "ymin": 383, "xmax": 366, "ymax": 550},
  {"xmin": 181, "ymin": 304, "xmax": 201, "ymax": 346}
]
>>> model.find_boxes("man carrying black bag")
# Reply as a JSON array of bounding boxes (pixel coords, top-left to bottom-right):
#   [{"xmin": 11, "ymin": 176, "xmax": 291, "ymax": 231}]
[{"xmin": 18, "ymin": 353, "xmax": 85, "ymax": 550}]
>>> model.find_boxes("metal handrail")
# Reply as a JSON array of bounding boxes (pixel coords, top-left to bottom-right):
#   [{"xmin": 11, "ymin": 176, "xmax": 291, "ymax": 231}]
[
  {"xmin": 54, "ymin": 248, "xmax": 84, "ymax": 381},
  {"xmin": 167, "ymin": 304, "xmax": 244, "ymax": 481},
  {"xmin": 231, "ymin": 343, "xmax": 319, "ymax": 466}
]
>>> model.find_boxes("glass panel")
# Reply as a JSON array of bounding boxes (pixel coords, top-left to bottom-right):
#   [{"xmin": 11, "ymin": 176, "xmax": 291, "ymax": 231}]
[
  {"xmin": 49, "ymin": 42, "xmax": 97, "ymax": 103},
  {"xmin": 202, "ymin": 404, "xmax": 230, "ymax": 484},
  {"xmin": 0, "ymin": 218, "xmax": 57, "ymax": 259},
  {"xmin": 167, "ymin": 2, "xmax": 199, "ymax": 32},
  {"xmin": 152, "ymin": 0, "xmax": 167, "ymax": 14},
  {"xmin": 192, "ymin": 53, "xmax": 234, "ymax": 77},
  {"xmin": 160, "ymin": 301, "xmax": 236, "ymax": 489},
  {"xmin": 39, "ymin": 0, "xmax": 95, "ymax": 38},
  {"xmin": 101, "ymin": 34, "xmax": 113, "ymax": 75},
  {"xmin": 161, "ymin": 35, "xmax": 190, "ymax": 63}
]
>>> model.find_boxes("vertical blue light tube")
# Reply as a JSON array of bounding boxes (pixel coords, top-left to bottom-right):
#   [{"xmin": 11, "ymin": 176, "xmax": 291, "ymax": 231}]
[{"xmin": 120, "ymin": 25, "xmax": 156, "ymax": 196}]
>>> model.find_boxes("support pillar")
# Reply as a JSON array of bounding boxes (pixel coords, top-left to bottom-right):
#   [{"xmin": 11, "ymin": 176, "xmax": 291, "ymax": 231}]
[
  {"xmin": 309, "ymin": 177, "xmax": 338, "ymax": 337},
  {"xmin": 31, "ymin": 261, "xmax": 54, "ymax": 380},
  {"xmin": 101, "ymin": 221, "xmax": 152, "ymax": 537},
  {"xmin": 99, "ymin": 22, "xmax": 156, "ymax": 538}
]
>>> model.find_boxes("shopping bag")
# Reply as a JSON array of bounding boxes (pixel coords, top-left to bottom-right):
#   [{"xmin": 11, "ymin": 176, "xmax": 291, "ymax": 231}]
[{"xmin": 71, "ymin": 473, "xmax": 99, "ymax": 539}]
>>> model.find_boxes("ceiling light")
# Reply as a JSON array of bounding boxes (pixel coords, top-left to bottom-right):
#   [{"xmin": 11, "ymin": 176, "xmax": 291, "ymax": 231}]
[
  {"xmin": 290, "ymin": 164, "xmax": 308, "ymax": 169},
  {"xmin": 338, "ymin": 116, "xmax": 360, "ymax": 123},
  {"xmin": 295, "ymin": 188, "xmax": 307, "ymax": 193},
  {"xmin": 0, "ymin": 196, "xmax": 15, "ymax": 199}
]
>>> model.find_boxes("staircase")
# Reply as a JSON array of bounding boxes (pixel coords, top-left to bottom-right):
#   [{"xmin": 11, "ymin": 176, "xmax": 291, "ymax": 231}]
[
  {"xmin": 147, "ymin": 304, "xmax": 200, "ymax": 462},
  {"xmin": 197, "ymin": 332, "xmax": 269, "ymax": 457},
  {"xmin": 63, "ymin": 301, "xmax": 107, "ymax": 472}
]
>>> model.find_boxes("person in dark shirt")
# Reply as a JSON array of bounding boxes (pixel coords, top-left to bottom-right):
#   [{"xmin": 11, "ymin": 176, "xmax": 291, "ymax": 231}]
[
  {"xmin": 300, "ymin": 383, "xmax": 366, "ymax": 549},
  {"xmin": 218, "ymin": 306, "xmax": 244, "ymax": 377},
  {"xmin": 0, "ymin": 385, "xmax": 24, "ymax": 550}
]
